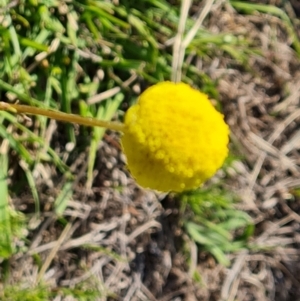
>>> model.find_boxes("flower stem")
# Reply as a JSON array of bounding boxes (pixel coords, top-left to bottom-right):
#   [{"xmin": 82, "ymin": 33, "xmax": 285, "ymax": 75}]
[{"xmin": 0, "ymin": 102, "xmax": 125, "ymax": 132}]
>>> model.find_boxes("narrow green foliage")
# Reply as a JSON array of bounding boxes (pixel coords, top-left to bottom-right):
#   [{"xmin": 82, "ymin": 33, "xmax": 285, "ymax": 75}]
[
  {"xmin": 0, "ymin": 0, "xmax": 294, "ymax": 298},
  {"xmin": 54, "ymin": 181, "xmax": 73, "ymax": 216},
  {"xmin": 0, "ymin": 153, "xmax": 26, "ymax": 258},
  {"xmin": 57, "ymin": 280, "xmax": 115, "ymax": 301},
  {"xmin": 1, "ymin": 277, "xmax": 113, "ymax": 301},
  {"xmin": 181, "ymin": 186, "xmax": 253, "ymax": 266},
  {"xmin": 0, "ymin": 110, "xmax": 70, "ymax": 212},
  {"xmin": 0, "ymin": 153, "xmax": 13, "ymax": 258},
  {"xmin": 86, "ymin": 93, "xmax": 124, "ymax": 189},
  {"xmin": 2, "ymin": 284, "xmax": 50, "ymax": 301}
]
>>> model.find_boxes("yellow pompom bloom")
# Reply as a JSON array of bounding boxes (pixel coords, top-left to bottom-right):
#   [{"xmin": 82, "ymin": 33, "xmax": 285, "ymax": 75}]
[{"xmin": 121, "ymin": 81, "xmax": 229, "ymax": 192}]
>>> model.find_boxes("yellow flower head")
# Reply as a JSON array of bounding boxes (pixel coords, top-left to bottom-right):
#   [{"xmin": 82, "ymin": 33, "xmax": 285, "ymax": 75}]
[{"xmin": 121, "ymin": 81, "xmax": 229, "ymax": 192}]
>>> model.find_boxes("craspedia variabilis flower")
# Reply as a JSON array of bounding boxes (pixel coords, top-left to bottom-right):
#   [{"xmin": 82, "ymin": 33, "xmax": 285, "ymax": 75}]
[{"xmin": 121, "ymin": 81, "xmax": 229, "ymax": 192}]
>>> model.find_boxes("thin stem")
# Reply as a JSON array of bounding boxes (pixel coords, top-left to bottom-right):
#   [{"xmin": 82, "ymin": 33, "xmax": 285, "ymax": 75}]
[
  {"xmin": 171, "ymin": 0, "xmax": 191, "ymax": 83},
  {"xmin": 0, "ymin": 79, "xmax": 42, "ymax": 106},
  {"xmin": 0, "ymin": 102, "xmax": 125, "ymax": 132},
  {"xmin": 183, "ymin": 0, "xmax": 215, "ymax": 48}
]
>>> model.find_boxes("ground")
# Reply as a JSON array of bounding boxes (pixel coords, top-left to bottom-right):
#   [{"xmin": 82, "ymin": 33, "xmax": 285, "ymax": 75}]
[{"xmin": 1, "ymin": 1, "xmax": 300, "ymax": 301}]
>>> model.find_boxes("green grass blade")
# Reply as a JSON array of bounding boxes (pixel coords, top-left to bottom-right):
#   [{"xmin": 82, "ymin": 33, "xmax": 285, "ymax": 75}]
[
  {"xmin": 0, "ymin": 124, "xmax": 34, "ymax": 165},
  {"xmin": 0, "ymin": 79, "xmax": 45, "ymax": 107},
  {"xmin": 0, "ymin": 152, "xmax": 13, "ymax": 258},
  {"xmin": 19, "ymin": 160, "xmax": 40, "ymax": 217},
  {"xmin": 54, "ymin": 181, "xmax": 73, "ymax": 216},
  {"xmin": 86, "ymin": 92, "xmax": 124, "ymax": 189}
]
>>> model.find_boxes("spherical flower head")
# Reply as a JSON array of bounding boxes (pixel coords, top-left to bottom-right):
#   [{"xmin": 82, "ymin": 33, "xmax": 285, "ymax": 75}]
[{"xmin": 121, "ymin": 81, "xmax": 229, "ymax": 192}]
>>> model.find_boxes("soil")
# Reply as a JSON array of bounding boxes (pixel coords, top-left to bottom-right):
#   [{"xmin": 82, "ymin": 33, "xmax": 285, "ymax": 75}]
[{"xmin": 5, "ymin": 1, "xmax": 300, "ymax": 300}]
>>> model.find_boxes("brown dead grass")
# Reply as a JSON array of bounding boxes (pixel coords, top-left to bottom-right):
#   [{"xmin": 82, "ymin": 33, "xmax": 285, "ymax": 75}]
[
  {"xmin": 5, "ymin": 1, "xmax": 300, "ymax": 301},
  {"xmin": 205, "ymin": 2, "xmax": 300, "ymax": 301}
]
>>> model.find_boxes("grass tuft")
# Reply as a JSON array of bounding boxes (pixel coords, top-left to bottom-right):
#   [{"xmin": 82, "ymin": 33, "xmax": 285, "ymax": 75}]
[
  {"xmin": 181, "ymin": 185, "xmax": 253, "ymax": 266},
  {"xmin": 1, "ymin": 0, "xmax": 299, "ymax": 299}
]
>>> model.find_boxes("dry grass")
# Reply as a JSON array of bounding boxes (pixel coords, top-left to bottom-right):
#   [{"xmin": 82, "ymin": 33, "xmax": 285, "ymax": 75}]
[
  {"xmin": 2, "ymin": 1, "xmax": 300, "ymax": 301},
  {"xmin": 206, "ymin": 3, "xmax": 300, "ymax": 300}
]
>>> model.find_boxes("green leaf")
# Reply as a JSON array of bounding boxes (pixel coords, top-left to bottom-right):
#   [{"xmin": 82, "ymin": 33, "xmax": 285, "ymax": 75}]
[
  {"xmin": 86, "ymin": 92, "xmax": 124, "ymax": 189},
  {"xmin": 0, "ymin": 153, "xmax": 13, "ymax": 258},
  {"xmin": 54, "ymin": 181, "xmax": 73, "ymax": 216}
]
